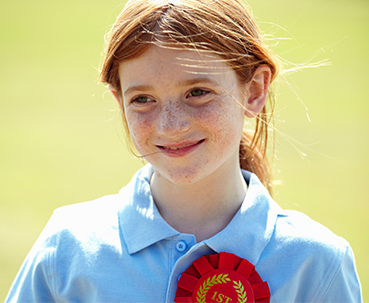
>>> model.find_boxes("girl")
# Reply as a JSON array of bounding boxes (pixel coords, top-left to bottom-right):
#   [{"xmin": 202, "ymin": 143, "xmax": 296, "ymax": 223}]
[{"xmin": 6, "ymin": 0, "xmax": 362, "ymax": 302}]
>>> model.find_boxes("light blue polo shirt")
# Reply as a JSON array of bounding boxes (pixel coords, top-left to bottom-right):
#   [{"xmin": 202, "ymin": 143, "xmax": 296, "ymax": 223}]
[{"xmin": 6, "ymin": 164, "xmax": 362, "ymax": 302}]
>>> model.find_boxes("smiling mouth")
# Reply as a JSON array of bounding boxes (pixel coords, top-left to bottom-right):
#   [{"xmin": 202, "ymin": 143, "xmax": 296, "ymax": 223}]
[{"xmin": 157, "ymin": 139, "xmax": 205, "ymax": 150}]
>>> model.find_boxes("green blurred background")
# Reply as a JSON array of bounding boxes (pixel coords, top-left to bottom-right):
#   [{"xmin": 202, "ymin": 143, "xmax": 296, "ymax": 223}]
[{"xmin": 0, "ymin": 0, "xmax": 368, "ymax": 300}]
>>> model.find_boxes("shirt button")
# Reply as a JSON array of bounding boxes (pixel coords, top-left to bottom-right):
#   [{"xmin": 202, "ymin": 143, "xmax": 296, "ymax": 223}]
[{"xmin": 176, "ymin": 241, "xmax": 187, "ymax": 252}]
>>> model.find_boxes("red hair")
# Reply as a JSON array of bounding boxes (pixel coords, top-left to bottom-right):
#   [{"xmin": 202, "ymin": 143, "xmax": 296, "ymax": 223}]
[{"xmin": 99, "ymin": 0, "xmax": 280, "ymax": 194}]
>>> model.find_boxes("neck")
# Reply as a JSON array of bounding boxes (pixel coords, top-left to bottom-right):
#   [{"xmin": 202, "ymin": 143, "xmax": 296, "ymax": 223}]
[{"xmin": 150, "ymin": 164, "xmax": 247, "ymax": 242}]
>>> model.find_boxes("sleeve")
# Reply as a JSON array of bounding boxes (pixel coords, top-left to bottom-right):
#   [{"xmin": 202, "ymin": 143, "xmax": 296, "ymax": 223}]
[
  {"xmin": 320, "ymin": 245, "xmax": 362, "ymax": 303},
  {"xmin": 5, "ymin": 219, "xmax": 57, "ymax": 303}
]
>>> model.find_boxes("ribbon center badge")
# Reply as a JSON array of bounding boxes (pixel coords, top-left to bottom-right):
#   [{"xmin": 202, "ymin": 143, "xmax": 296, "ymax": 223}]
[{"xmin": 174, "ymin": 252, "xmax": 270, "ymax": 303}]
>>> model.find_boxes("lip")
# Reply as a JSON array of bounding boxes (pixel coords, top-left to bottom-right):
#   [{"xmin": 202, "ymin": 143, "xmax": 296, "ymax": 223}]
[{"xmin": 156, "ymin": 139, "xmax": 205, "ymax": 157}]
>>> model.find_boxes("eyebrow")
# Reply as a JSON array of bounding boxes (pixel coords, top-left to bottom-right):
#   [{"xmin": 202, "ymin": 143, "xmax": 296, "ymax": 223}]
[
  {"xmin": 123, "ymin": 77, "xmax": 220, "ymax": 97},
  {"xmin": 123, "ymin": 85, "xmax": 154, "ymax": 98},
  {"xmin": 177, "ymin": 77, "xmax": 220, "ymax": 88}
]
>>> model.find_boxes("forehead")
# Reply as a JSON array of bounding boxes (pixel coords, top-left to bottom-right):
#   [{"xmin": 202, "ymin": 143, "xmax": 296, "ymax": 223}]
[{"xmin": 118, "ymin": 45, "xmax": 235, "ymax": 88}]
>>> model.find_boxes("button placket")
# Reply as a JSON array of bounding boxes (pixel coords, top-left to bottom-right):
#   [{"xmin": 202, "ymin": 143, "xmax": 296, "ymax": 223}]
[{"xmin": 166, "ymin": 242, "xmax": 215, "ymax": 303}]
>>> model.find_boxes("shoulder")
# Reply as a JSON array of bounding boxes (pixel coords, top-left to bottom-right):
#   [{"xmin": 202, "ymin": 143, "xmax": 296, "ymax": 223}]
[
  {"xmin": 41, "ymin": 194, "xmax": 124, "ymax": 246},
  {"xmin": 260, "ymin": 209, "xmax": 362, "ymax": 301},
  {"xmin": 33, "ymin": 194, "xmax": 125, "ymax": 260},
  {"xmin": 269, "ymin": 209, "xmax": 350, "ymax": 277},
  {"xmin": 52, "ymin": 193, "xmax": 123, "ymax": 226},
  {"xmin": 274, "ymin": 209, "xmax": 348, "ymax": 254},
  {"xmin": 38, "ymin": 166, "xmax": 152, "ymax": 251},
  {"xmin": 4, "ymin": 193, "xmax": 128, "ymax": 302},
  {"xmin": 5, "ymin": 167, "xmax": 154, "ymax": 302}
]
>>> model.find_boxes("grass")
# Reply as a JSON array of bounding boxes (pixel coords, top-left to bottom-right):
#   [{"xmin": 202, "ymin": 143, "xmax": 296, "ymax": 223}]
[{"xmin": 1, "ymin": 0, "xmax": 368, "ymax": 300}]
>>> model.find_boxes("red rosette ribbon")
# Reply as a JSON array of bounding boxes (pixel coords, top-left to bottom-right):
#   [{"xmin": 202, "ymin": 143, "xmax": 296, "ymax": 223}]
[{"xmin": 174, "ymin": 252, "xmax": 270, "ymax": 303}]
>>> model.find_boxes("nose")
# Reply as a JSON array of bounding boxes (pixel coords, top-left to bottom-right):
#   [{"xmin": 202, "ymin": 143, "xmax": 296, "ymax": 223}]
[{"xmin": 156, "ymin": 100, "xmax": 191, "ymax": 137}]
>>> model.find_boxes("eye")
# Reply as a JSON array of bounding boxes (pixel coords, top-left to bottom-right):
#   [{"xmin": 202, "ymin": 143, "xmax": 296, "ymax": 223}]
[
  {"xmin": 132, "ymin": 96, "xmax": 153, "ymax": 104},
  {"xmin": 188, "ymin": 89, "xmax": 209, "ymax": 97}
]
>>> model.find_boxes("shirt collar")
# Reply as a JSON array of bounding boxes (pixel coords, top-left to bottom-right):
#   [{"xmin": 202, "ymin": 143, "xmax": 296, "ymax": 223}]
[
  {"xmin": 119, "ymin": 165, "xmax": 281, "ymax": 262},
  {"xmin": 118, "ymin": 165, "xmax": 179, "ymax": 254},
  {"xmin": 204, "ymin": 170, "xmax": 282, "ymax": 265}
]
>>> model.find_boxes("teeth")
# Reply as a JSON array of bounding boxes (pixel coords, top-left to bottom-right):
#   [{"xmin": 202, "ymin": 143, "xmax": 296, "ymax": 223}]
[{"xmin": 165, "ymin": 147, "xmax": 181, "ymax": 150}]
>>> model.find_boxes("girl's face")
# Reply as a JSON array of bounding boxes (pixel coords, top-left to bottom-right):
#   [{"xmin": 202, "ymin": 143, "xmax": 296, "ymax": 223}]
[{"xmin": 115, "ymin": 46, "xmax": 249, "ymax": 185}]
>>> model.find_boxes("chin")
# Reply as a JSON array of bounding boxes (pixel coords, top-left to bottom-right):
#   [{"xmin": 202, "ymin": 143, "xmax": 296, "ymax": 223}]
[{"xmin": 154, "ymin": 165, "xmax": 211, "ymax": 186}]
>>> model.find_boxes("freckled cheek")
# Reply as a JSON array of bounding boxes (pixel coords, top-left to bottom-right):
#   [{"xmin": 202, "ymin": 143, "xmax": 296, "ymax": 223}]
[
  {"xmin": 194, "ymin": 104, "xmax": 243, "ymax": 144},
  {"xmin": 125, "ymin": 112, "xmax": 156, "ymax": 149}
]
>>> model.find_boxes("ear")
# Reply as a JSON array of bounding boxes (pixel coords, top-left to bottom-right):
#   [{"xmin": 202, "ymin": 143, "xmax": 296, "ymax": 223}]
[
  {"xmin": 109, "ymin": 84, "xmax": 124, "ymax": 112},
  {"xmin": 244, "ymin": 65, "xmax": 271, "ymax": 118}
]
